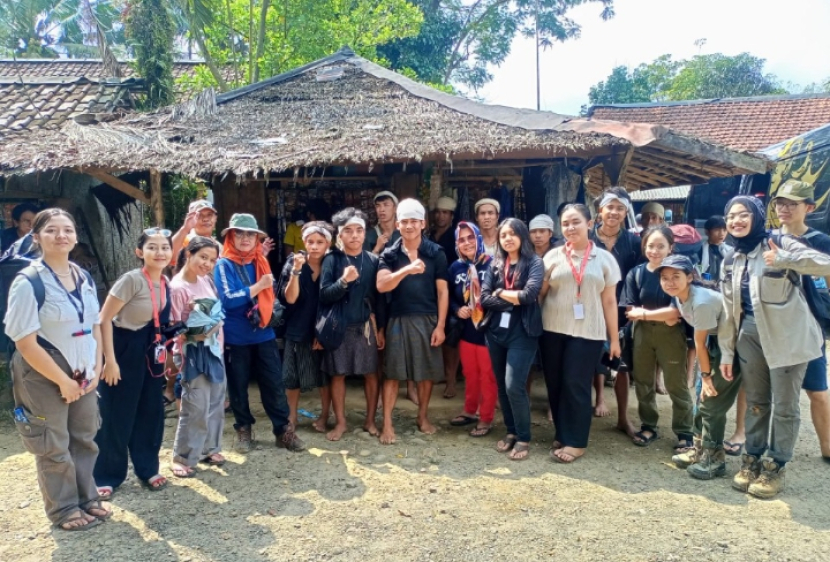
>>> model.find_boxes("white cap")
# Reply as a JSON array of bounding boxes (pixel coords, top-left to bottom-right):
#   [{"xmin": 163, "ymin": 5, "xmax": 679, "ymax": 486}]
[
  {"xmin": 396, "ymin": 198, "xmax": 426, "ymax": 221},
  {"xmin": 373, "ymin": 190, "xmax": 399, "ymax": 205},
  {"xmin": 434, "ymin": 196, "xmax": 457, "ymax": 212},
  {"xmin": 529, "ymin": 214, "xmax": 555, "ymax": 232}
]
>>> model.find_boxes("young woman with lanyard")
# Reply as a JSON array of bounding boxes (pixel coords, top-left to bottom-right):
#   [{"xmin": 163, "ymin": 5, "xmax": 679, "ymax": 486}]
[
  {"xmin": 481, "ymin": 218, "xmax": 543, "ymax": 461},
  {"xmin": 540, "ymin": 204, "xmax": 621, "ymax": 463},
  {"xmin": 279, "ymin": 221, "xmax": 332, "ymax": 435},
  {"xmin": 718, "ymin": 196, "xmax": 830, "ymax": 498},
  {"xmin": 448, "ymin": 221, "xmax": 496, "ymax": 437},
  {"xmin": 5, "ymin": 209, "xmax": 109, "ymax": 530},
  {"xmin": 621, "ymin": 226, "xmax": 694, "ymax": 453},
  {"xmin": 95, "ymin": 228, "xmax": 174, "ymax": 499},
  {"xmin": 169, "ymin": 236, "xmax": 225, "ymax": 479}
]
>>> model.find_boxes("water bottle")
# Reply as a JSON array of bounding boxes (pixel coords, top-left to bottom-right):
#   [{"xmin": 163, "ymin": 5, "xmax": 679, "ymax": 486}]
[
  {"xmin": 13, "ymin": 406, "xmax": 29, "ymax": 423},
  {"xmin": 814, "ymin": 276, "xmax": 828, "ymax": 290}
]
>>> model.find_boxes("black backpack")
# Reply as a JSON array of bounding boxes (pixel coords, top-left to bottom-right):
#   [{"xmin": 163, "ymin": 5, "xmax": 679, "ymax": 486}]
[{"xmin": 770, "ymin": 230, "xmax": 830, "ymax": 331}]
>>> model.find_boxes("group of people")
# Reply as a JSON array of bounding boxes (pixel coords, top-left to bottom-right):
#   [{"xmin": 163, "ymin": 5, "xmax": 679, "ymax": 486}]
[{"xmin": 7, "ymin": 180, "xmax": 830, "ymax": 531}]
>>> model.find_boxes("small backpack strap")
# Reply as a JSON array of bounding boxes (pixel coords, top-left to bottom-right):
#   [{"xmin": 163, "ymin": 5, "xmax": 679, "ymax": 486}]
[{"xmin": 19, "ymin": 265, "xmax": 45, "ymax": 311}]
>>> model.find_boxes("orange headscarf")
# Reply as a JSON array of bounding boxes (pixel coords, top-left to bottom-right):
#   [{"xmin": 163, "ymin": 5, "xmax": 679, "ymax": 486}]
[{"xmin": 223, "ymin": 231, "xmax": 275, "ymax": 328}]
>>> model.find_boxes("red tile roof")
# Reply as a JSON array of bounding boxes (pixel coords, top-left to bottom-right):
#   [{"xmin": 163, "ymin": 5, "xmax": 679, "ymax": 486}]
[{"xmin": 588, "ymin": 95, "xmax": 830, "ymax": 153}]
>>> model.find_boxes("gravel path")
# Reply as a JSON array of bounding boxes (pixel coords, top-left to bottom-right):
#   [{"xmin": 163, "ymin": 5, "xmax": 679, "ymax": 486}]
[{"xmin": 1, "ymin": 379, "xmax": 829, "ymax": 562}]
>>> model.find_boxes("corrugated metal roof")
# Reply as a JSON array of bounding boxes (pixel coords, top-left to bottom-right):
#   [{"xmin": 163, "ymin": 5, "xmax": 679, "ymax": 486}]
[{"xmin": 630, "ymin": 185, "xmax": 690, "ymax": 201}]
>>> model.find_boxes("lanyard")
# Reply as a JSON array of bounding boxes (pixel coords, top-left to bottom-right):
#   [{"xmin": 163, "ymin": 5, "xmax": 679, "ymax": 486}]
[
  {"xmin": 41, "ymin": 262, "xmax": 88, "ymax": 337},
  {"xmin": 142, "ymin": 268, "xmax": 165, "ymax": 342},
  {"xmin": 565, "ymin": 242, "xmax": 592, "ymax": 300},
  {"xmin": 504, "ymin": 257, "xmax": 519, "ymax": 290}
]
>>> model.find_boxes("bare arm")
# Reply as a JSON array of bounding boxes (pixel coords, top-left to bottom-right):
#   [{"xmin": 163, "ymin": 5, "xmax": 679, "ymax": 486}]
[
  {"xmin": 694, "ymin": 330, "xmax": 711, "ymax": 374},
  {"xmin": 376, "ymin": 262, "xmax": 418, "ymax": 293},
  {"xmin": 601, "ymin": 285, "xmax": 620, "ymax": 347},
  {"xmin": 283, "ymin": 255, "xmax": 303, "ymax": 304},
  {"xmin": 99, "ymin": 295, "xmax": 126, "ymax": 385},
  {"xmin": 626, "ymin": 306, "xmax": 681, "ymax": 322}
]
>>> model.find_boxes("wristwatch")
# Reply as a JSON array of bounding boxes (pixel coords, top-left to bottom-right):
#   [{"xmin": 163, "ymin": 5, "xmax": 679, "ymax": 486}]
[
  {"xmin": 291, "ymin": 269, "xmax": 301, "ymax": 276},
  {"xmin": 700, "ymin": 371, "xmax": 712, "ymax": 378}
]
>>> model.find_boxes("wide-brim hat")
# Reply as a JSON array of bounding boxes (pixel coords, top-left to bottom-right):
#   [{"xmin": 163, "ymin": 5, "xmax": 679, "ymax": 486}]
[{"xmin": 221, "ymin": 213, "xmax": 266, "ymax": 238}]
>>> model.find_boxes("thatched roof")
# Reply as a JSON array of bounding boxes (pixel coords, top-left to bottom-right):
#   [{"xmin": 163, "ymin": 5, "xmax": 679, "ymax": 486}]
[{"xmin": 0, "ymin": 48, "xmax": 768, "ymax": 189}]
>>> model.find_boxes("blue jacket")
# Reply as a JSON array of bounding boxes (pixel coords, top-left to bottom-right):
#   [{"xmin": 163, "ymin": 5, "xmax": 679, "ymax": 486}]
[{"xmin": 214, "ymin": 258, "xmax": 275, "ymax": 346}]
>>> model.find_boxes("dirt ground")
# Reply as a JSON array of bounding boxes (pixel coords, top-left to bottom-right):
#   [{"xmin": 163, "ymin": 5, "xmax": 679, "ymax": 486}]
[{"xmin": 1, "ymin": 376, "xmax": 829, "ymax": 562}]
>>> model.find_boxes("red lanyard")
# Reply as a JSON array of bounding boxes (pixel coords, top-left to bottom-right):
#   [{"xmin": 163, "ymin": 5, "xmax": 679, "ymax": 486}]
[
  {"xmin": 142, "ymin": 268, "xmax": 165, "ymax": 342},
  {"xmin": 565, "ymin": 242, "xmax": 592, "ymax": 299},
  {"xmin": 504, "ymin": 257, "xmax": 519, "ymax": 290}
]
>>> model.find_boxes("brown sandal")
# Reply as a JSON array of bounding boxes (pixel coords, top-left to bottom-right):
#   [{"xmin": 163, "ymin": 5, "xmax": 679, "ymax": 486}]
[
  {"xmin": 496, "ymin": 435, "xmax": 517, "ymax": 453},
  {"xmin": 509, "ymin": 442, "xmax": 530, "ymax": 461}
]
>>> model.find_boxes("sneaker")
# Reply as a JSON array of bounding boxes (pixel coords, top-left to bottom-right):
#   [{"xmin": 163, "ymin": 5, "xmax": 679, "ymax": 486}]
[
  {"xmin": 672, "ymin": 436, "xmax": 702, "ymax": 469},
  {"xmin": 748, "ymin": 460, "xmax": 786, "ymax": 499},
  {"xmin": 687, "ymin": 447, "xmax": 727, "ymax": 480},
  {"xmin": 276, "ymin": 424, "xmax": 306, "ymax": 452},
  {"xmin": 732, "ymin": 453, "xmax": 761, "ymax": 492},
  {"xmin": 234, "ymin": 426, "xmax": 254, "ymax": 453}
]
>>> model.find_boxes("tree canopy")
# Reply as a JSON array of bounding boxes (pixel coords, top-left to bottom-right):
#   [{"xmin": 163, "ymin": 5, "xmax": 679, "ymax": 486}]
[{"xmin": 587, "ymin": 52, "xmax": 789, "ymax": 107}]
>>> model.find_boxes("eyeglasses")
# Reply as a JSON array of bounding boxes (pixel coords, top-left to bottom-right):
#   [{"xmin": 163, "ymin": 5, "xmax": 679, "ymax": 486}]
[
  {"xmin": 725, "ymin": 212, "xmax": 752, "ymax": 222},
  {"xmin": 457, "ymin": 235, "xmax": 476, "ymax": 244},
  {"xmin": 144, "ymin": 227, "xmax": 172, "ymax": 237},
  {"xmin": 235, "ymin": 230, "xmax": 258, "ymax": 239},
  {"xmin": 773, "ymin": 200, "xmax": 802, "ymax": 210}
]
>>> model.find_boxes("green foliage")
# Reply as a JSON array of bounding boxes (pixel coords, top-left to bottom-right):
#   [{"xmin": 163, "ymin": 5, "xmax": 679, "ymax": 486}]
[
  {"xmin": 0, "ymin": 0, "xmax": 126, "ymax": 58},
  {"xmin": 380, "ymin": 0, "xmax": 614, "ymax": 90},
  {"xmin": 126, "ymin": 0, "xmax": 176, "ymax": 108},
  {"xmin": 142, "ymin": 175, "xmax": 204, "ymax": 229},
  {"xmin": 588, "ymin": 52, "xmax": 788, "ymax": 106}
]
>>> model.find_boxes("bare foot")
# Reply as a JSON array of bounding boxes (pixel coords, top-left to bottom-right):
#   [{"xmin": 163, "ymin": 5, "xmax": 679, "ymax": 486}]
[
  {"xmin": 656, "ymin": 383, "xmax": 668, "ymax": 395},
  {"xmin": 311, "ymin": 417, "xmax": 328, "ymax": 433},
  {"xmin": 593, "ymin": 401, "xmax": 611, "ymax": 418},
  {"xmin": 379, "ymin": 427, "xmax": 397, "ymax": 445},
  {"xmin": 443, "ymin": 385, "xmax": 457, "ymax": 399},
  {"xmin": 406, "ymin": 389, "xmax": 420, "ymax": 406},
  {"xmin": 326, "ymin": 423, "xmax": 348, "ymax": 442},
  {"xmin": 547, "ymin": 408, "xmax": 553, "ymax": 422},
  {"xmin": 417, "ymin": 419, "xmax": 437, "ymax": 435},
  {"xmin": 363, "ymin": 423, "xmax": 380, "ymax": 437},
  {"xmin": 726, "ymin": 431, "xmax": 746, "ymax": 445},
  {"xmin": 616, "ymin": 422, "xmax": 637, "ymax": 438}
]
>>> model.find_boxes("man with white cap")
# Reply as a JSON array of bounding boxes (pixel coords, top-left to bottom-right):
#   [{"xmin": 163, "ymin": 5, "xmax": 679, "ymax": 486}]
[
  {"xmin": 377, "ymin": 198, "xmax": 449, "ymax": 444},
  {"xmin": 590, "ymin": 187, "xmax": 643, "ymax": 437},
  {"xmin": 640, "ymin": 202, "xmax": 666, "ymax": 230},
  {"xmin": 529, "ymin": 214, "xmax": 557, "ymax": 258},
  {"xmin": 475, "ymin": 198, "xmax": 500, "ymax": 257},
  {"xmin": 365, "ymin": 191, "xmax": 401, "ymax": 254}
]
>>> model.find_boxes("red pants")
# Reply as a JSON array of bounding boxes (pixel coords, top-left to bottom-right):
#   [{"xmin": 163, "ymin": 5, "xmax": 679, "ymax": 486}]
[{"xmin": 459, "ymin": 340, "xmax": 497, "ymax": 424}]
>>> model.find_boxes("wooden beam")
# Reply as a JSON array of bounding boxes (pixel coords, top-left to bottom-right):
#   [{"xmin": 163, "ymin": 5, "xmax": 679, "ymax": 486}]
[
  {"xmin": 149, "ymin": 169, "xmax": 164, "ymax": 226},
  {"xmin": 635, "ymin": 148, "xmax": 731, "ymax": 176},
  {"xmin": 624, "ymin": 169, "xmax": 665, "ymax": 188},
  {"xmin": 654, "ymin": 132, "xmax": 769, "ymax": 174},
  {"xmin": 76, "ymin": 167, "xmax": 150, "ymax": 203}
]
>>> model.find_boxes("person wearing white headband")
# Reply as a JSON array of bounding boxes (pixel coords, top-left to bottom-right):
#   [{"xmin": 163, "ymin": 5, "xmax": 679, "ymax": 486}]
[
  {"xmin": 365, "ymin": 191, "xmax": 401, "ymax": 255},
  {"xmin": 529, "ymin": 214, "xmax": 557, "ymax": 259},
  {"xmin": 279, "ymin": 220, "xmax": 333, "ymax": 432},
  {"xmin": 319, "ymin": 208, "xmax": 386, "ymax": 441},
  {"xmin": 589, "ymin": 187, "xmax": 643, "ymax": 438},
  {"xmin": 377, "ymin": 198, "xmax": 450, "ymax": 444}
]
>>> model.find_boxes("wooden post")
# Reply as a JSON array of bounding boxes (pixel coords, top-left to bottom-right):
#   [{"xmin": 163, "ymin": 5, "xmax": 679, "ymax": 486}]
[
  {"xmin": 149, "ymin": 169, "xmax": 164, "ymax": 226},
  {"xmin": 429, "ymin": 163, "xmax": 443, "ymax": 210}
]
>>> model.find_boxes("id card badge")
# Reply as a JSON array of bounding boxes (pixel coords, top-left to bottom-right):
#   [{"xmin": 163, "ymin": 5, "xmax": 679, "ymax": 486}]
[
  {"xmin": 573, "ymin": 303, "xmax": 585, "ymax": 320},
  {"xmin": 499, "ymin": 312, "xmax": 511, "ymax": 329},
  {"xmin": 154, "ymin": 344, "xmax": 167, "ymax": 365}
]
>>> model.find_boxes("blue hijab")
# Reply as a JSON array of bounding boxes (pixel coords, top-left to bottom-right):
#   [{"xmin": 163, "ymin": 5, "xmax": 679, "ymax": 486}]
[{"xmin": 455, "ymin": 221, "xmax": 490, "ymax": 328}]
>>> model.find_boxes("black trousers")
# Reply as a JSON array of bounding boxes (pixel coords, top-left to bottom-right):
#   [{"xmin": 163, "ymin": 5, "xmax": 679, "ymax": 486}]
[
  {"xmin": 95, "ymin": 324, "xmax": 165, "ymax": 488},
  {"xmin": 541, "ymin": 331, "xmax": 605, "ymax": 448},
  {"xmin": 224, "ymin": 339, "xmax": 290, "ymax": 435}
]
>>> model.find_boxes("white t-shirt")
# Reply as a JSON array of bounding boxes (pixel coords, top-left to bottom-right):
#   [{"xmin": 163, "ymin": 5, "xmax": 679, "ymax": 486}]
[
  {"xmin": 5, "ymin": 261, "xmax": 101, "ymax": 378},
  {"xmin": 542, "ymin": 244, "xmax": 621, "ymax": 341}
]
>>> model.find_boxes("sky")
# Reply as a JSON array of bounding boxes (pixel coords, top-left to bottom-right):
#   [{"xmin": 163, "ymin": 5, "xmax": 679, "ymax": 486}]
[{"xmin": 478, "ymin": 0, "xmax": 830, "ymax": 116}]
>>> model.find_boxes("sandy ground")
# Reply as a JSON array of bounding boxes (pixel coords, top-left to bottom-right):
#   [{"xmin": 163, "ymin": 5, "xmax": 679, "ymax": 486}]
[{"xmin": 1, "ymin": 376, "xmax": 829, "ymax": 562}]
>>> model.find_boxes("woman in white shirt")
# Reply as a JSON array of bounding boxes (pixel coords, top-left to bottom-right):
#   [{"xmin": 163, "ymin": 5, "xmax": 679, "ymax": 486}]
[{"xmin": 5, "ymin": 208, "xmax": 107, "ymax": 530}]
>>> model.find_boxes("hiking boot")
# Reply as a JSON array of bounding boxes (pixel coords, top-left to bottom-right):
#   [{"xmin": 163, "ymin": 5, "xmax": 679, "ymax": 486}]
[
  {"xmin": 672, "ymin": 436, "xmax": 702, "ymax": 469},
  {"xmin": 687, "ymin": 447, "xmax": 727, "ymax": 480},
  {"xmin": 748, "ymin": 460, "xmax": 786, "ymax": 499},
  {"xmin": 276, "ymin": 424, "xmax": 306, "ymax": 452},
  {"xmin": 234, "ymin": 426, "xmax": 254, "ymax": 454},
  {"xmin": 732, "ymin": 453, "xmax": 762, "ymax": 492}
]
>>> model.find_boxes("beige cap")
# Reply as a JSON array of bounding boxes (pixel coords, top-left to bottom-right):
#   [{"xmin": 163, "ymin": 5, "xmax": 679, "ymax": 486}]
[
  {"xmin": 474, "ymin": 198, "xmax": 500, "ymax": 215},
  {"xmin": 434, "ymin": 196, "xmax": 457, "ymax": 212},
  {"xmin": 641, "ymin": 202, "xmax": 665, "ymax": 216},
  {"xmin": 373, "ymin": 190, "xmax": 399, "ymax": 205}
]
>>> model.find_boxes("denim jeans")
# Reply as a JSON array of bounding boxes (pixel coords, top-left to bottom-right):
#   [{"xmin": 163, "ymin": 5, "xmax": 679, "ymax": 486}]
[{"xmin": 486, "ymin": 327, "xmax": 538, "ymax": 443}]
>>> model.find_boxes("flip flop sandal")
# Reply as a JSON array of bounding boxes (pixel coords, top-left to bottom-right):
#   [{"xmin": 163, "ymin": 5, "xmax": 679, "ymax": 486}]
[
  {"xmin": 469, "ymin": 425, "xmax": 492, "ymax": 438},
  {"xmin": 551, "ymin": 448, "xmax": 583, "ymax": 464},
  {"xmin": 508, "ymin": 443, "xmax": 530, "ymax": 461},
  {"xmin": 496, "ymin": 435, "xmax": 518, "ymax": 453},
  {"xmin": 450, "ymin": 415, "xmax": 478, "ymax": 427},
  {"xmin": 84, "ymin": 501, "xmax": 113, "ymax": 521},
  {"xmin": 632, "ymin": 429, "xmax": 659, "ymax": 447},
  {"xmin": 142, "ymin": 475, "xmax": 169, "ymax": 491},
  {"xmin": 199, "ymin": 454, "xmax": 226, "ymax": 466},
  {"xmin": 57, "ymin": 515, "xmax": 102, "ymax": 532},
  {"xmin": 723, "ymin": 440, "xmax": 744, "ymax": 457},
  {"xmin": 172, "ymin": 465, "xmax": 197, "ymax": 479},
  {"xmin": 97, "ymin": 486, "xmax": 114, "ymax": 501},
  {"xmin": 673, "ymin": 439, "xmax": 694, "ymax": 454}
]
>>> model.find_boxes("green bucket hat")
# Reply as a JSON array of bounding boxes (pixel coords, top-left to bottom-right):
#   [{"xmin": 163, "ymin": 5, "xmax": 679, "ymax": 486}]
[
  {"xmin": 221, "ymin": 213, "xmax": 266, "ymax": 237},
  {"xmin": 774, "ymin": 179, "xmax": 815, "ymax": 203}
]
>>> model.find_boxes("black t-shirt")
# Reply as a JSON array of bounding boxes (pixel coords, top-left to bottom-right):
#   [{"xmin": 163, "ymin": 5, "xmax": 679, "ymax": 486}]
[
  {"xmin": 620, "ymin": 264, "xmax": 672, "ymax": 310},
  {"xmin": 278, "ymin": 255, "xmax": 320, "ymax": 343},
  {"xmin": 790, "ymin": 228, "xmax": 830, "ymax": 324},
  {"xmin": 379, "ymin": 238, "xmax": 449, "ymax": 318},
  {"xmin": 590, "ymin": 226, "xmax": 643, "ymax": 300},
  {"xmin": 319, "ymin": 250, "xmax": 381, "ymax": 327},
  {"xmin": 430, "ymin": 227, "xmax": 457, "ymax": 265}
]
